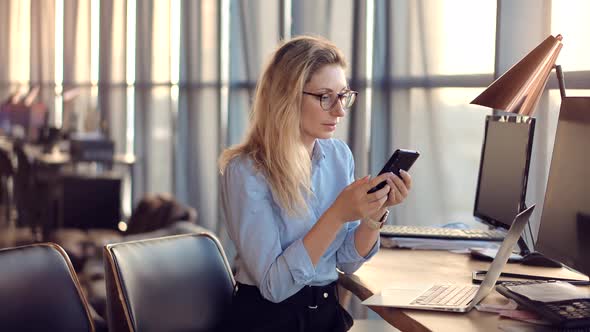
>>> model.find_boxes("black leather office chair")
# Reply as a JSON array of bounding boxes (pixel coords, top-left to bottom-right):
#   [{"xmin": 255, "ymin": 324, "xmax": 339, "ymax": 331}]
[
  {"xmin": 12, "ymin": 142, "xmax": 41, "ymax": 236},
  {"xmin": 104, "ymin": 232, "xmax": 235, "ymax": 332},
  {"xmin": 0, "ymin": 243, "xmax": 95, "ymax": 331},
  {"xmin": 13, "ymin": 142, "xmax": 61, "ymax": 240},
  {"xmin": 0, "ymin": 146, "xmax": 15, "ymax": 226}
]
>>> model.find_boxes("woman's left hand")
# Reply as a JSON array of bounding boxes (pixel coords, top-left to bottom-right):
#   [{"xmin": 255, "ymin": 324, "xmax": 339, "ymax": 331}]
[
  {"xmin": 383, "ymin": 170, "xmax": 412, "ymax": 208},
  {"xmin": 366, "ymin": 170, "xmax": 412, "ymax": 222}
]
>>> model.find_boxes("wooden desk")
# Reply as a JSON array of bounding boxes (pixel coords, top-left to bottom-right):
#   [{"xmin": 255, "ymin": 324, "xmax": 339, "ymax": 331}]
[{"xmin": 339, "ymin": 248, "xmax": 588, "ymax": 332}]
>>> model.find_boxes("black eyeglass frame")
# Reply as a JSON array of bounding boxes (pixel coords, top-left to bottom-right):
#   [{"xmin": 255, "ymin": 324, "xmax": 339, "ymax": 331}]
[{"xmin": 302, "ymin": 90, "xmax": 358, "ymax": 111}]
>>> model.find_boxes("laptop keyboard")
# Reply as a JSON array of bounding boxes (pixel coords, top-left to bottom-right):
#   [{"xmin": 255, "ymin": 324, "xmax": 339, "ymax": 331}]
[
  {"xmin": 411, "ymin": 284, "xmax": 479, "ymax": 306},
  {"xmin": 380, "ymin": 225, "xmax": 505, "ymax": 241}
]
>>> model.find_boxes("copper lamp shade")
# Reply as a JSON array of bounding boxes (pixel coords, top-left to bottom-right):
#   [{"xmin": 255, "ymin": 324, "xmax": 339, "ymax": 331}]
[{"xmin": 471, "ymin": 35, "xmax": 563, "ymax": 116}]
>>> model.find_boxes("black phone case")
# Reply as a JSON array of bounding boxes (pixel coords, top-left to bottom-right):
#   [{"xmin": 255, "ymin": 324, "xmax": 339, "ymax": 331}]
[{"xmin": 367, "ymin": 149, "xmax": 420, "ymax": 194}]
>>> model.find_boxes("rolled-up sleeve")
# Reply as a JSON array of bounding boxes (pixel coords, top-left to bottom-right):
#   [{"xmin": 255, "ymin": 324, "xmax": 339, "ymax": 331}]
[
  {"xmin": 335, "ymin": 142, "xmax": 380, "ymax": 274},
  {"xmin": 222, "ymin": 159, "xmax": 316, "ymax": 303},
  {"xmin": 336, "ymin": 221, "xmax": 380, "ymax": 274}
]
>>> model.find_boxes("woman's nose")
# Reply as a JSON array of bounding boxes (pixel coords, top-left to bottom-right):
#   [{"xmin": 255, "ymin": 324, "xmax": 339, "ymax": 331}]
[{"xmin": 330, "ymin": 99, "xmax": 346, "ymax": 116}]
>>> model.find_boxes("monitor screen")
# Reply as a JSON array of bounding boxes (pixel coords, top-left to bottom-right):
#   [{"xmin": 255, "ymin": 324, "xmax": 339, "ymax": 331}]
[
  {"xmin": 61, "ymin": 174, "xmax": 122, "ymax": 230},
  {"xmin": 535, "ymin": 97, "xmax": 590, "ymax": 277},
  {"xmin": 473, "ymin": 115, "xmax": 535, "ymax": 229}
]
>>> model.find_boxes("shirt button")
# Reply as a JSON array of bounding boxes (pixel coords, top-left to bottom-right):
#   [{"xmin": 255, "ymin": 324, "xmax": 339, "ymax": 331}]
[{"xmin": 323, "ymin": 292, "xmax": 328, "ymax": 299}]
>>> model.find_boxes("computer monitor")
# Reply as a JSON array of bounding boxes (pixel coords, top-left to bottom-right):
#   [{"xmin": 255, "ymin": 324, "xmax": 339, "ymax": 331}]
[
  {"xmin": 60, "ymin": 174, "xmax": 122, "ymax": 230},
  {"xmin": 535, "ymin": 97, "xmax": 590, "ymax": 277},
  {"xmin": 473, "ymin": 115, "xmax": 536, "ymax": 229}
]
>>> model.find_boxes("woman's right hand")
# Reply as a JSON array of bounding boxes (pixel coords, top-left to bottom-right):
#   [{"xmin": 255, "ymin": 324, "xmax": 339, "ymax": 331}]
[{"xmin": 330, "ymin": 173, "xmax": 395, "ymax": 223}]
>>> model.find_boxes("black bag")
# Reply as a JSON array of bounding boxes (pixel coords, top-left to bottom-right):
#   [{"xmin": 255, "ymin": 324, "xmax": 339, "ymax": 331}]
[{"xmin": 126, "ymin": 193, "xmax": 197, "ymax": 234}]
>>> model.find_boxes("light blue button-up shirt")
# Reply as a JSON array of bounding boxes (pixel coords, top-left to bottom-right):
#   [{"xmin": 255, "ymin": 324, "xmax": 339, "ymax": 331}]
[{"xmin": 221, "ymin": 138, "xmax": 379, "ymax": 303}]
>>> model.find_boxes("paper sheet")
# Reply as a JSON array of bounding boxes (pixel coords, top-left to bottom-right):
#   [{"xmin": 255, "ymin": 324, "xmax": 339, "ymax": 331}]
[
  {"xmin": 380, "ymin": 236, "xmax": 501, "ymax": 251},
  {"xmin": 506, "ymin": 280, "xmax": 590, "ymax": 302},
  {"xmin": 475, "ymin": 299, "xmax": 518, "ymax": 314}
]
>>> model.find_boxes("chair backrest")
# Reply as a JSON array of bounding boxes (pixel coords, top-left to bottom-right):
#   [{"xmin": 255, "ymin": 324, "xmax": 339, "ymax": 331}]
[
  {"xmin": 104, "ymin": 232, "xmax": 235, "ymax": 332},
  {"xmin": 0, "ymin": 243, "xmax": 95, "ymax": 331}
]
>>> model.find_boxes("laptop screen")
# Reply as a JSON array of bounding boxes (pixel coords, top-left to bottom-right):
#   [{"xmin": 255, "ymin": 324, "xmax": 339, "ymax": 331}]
[{"xmin": 470, "ymin": 205, "xmax": 535, "ymax": 308}]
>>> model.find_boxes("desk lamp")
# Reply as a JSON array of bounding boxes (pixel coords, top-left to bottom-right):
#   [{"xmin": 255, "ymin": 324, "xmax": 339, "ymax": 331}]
[
  {"xmin": 470, "ymin": 34, "xmax": 566, "ymax": 268},
  {"xmin": 471, "ymin": 34, "xmax": 565, "ymax": 116}
]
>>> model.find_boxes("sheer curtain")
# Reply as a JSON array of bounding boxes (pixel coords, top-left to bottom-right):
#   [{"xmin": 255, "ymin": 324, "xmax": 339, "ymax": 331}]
[
  {"xmin": 98, "ymin": 0, "xmax": 128, "ymax": 155},
  {"xmin": 30, "ymin": 0, "xmax": 56, "ymax": 115},
  {"xmin": 0, "ymin": 0, "xmax": 31, "ymax": 100},
  {"xmin": 134, "ymin": 0, "xmax": 173, "ymax": 197},
  {"xmin": 226, "ymin": 0, "xmax": 281, "ymax": 147},
  {"xmin": 177, "ymin": 0, "xmax": 220, "ymax": 232},
  {"xmin": 372, "ymin": 0, "xmax": 497, "ymax": 227},
  {"xmin": 292, "ymin": 0, "xmax": 356, "ymax": 158},
  {"xmin": 63, "ymin": 0, "xmax": 93, "ymax": 133}
]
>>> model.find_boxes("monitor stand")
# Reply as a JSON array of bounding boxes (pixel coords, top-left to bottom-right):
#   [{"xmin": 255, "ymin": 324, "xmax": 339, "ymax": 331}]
[
  {"xmin": 517, "ymin": 237, "xmax": 563, "ymax": 268},
  {"xmin": 469, "ymin": 236, "xmax": 562, "ymax": 268},
  {"xmin": 470, "ymin": 236, "xmax": 565, "ymax": 284}
]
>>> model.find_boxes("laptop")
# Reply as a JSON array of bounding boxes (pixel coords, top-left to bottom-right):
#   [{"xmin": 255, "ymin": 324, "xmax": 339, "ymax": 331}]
[{"xmin": 362, "ymin": 204, "xmax": 535, "ymax": 313}]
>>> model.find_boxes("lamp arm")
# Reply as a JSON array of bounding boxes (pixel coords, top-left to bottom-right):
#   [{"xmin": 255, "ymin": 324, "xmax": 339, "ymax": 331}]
[{"xmin": 554, "ymin": 64, "xmax": 567, "ymax": 99}]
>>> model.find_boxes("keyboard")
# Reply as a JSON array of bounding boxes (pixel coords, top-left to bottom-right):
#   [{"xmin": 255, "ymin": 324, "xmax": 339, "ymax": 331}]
[
  {"xmin": 496, "ymin": 280, "xmax": 590, "ymax": 328},
  {"xmin": 380, "ymin": 225, "xmax": 505, "ymax": 241},
  {"xmin": 411, "ymin": 284, "xmax": 478, "ymax": 306}
]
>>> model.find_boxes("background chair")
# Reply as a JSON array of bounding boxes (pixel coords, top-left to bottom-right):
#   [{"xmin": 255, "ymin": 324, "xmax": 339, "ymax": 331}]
[
  {"xmin": 78, "ymin": 194, "xmax": 204, "ymax": 322},
  {"xmin": 0, "ymin": 243, "xmax": 95, "ymax": 331},
  {"xmin": 12, "ymin": 141, "xmax": 63, "ymax": 241},
  {"xmin": 12, "ymin": 142, "xmax": 45, "ymax": 239},
  {"xmin": 0, "ymin": 146, "xmax": 15, "ymax": 228},
  {"xmin": 104, "ymin": 232, "xmax": 234, "ymax": 332}
]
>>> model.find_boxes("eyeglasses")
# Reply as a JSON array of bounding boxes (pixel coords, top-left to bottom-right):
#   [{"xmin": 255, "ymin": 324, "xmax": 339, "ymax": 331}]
[{"xmin": 302, "ymin": 90, "xmax": 358, "ymax": 111}]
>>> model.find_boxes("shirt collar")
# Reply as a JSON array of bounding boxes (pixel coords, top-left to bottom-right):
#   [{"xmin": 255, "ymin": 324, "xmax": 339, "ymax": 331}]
[{"xmin": 311, "ymin": 140, "xmax": 326, "ymax": 165}]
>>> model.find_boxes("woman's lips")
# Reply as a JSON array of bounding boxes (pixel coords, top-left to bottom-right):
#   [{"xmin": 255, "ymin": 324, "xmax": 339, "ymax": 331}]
[{"xmin": 323, "ymin": 123, "xmax": 337, "ymax": 131}]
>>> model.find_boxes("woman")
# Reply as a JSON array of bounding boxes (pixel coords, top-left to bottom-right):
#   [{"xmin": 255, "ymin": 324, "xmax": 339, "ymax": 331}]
[{"xmin": 219, "ymin": 35, "xmax": 412, "ymax": 331}]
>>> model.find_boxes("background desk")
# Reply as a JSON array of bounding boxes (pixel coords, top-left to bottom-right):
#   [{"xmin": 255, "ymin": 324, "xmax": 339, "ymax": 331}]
[{"xmin": 339, "ymin": 248, "xmax": 588, "ymax": 332}]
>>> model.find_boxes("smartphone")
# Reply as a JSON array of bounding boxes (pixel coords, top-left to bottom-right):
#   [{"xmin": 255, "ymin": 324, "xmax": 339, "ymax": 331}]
[{"xmin": 367, "ymin": 149, "xmax": 420, "ymax": 194}]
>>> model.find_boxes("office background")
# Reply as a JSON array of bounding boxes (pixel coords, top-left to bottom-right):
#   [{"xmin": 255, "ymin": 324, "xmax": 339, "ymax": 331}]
[{"xmin": 1, "ymin": 0, "xmax": 589, "ymax": 256}]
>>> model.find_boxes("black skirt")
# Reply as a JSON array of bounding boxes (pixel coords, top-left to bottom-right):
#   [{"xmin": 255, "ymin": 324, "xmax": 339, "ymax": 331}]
[{"xmin": 223, "ymin": 282, "xmax": 353, "ymax": 332}]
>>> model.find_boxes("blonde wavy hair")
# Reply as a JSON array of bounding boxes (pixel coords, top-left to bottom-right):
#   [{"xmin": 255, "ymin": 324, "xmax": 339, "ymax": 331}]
[{"xmin": 219, "ymin": 35, "xmax": 347, "ymax": 216}]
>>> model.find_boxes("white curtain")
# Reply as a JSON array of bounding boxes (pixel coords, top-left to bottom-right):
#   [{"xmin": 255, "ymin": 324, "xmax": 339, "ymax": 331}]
[
  {"xmin": 98, "ymin": 0, "xmax": 128, "ymax": 153},
  {"xmin": 177, "ymin": 0, "xmax": 220, "ymax": 232},
  {"xmin": 63, "ymin": 0, "xmax": 93, "ymax": 133},
  {"xmin": 30, "ymin": 0, "xmax": 56, "ymax": 117},
  {"xmin": 372, "ymin": 0, "xmax": 497, "ymax": 228},
  {"xmin": 0, "ymin": 1, "xmax": 17, "ymax": 98}
]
